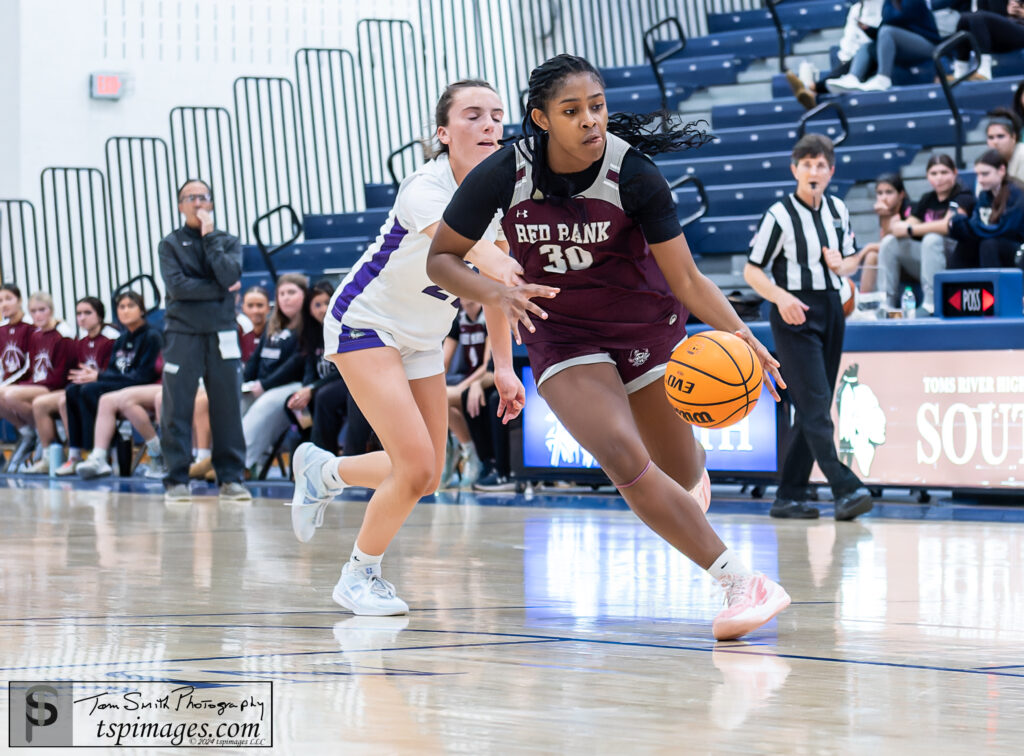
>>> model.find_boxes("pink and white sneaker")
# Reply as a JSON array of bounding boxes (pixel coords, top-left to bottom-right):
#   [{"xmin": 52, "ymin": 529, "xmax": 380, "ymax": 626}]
[
  {"xmin": 712, "ymin": 573, "xmax": 791, "ymax": 641},
  {"xmin": 689, "ymin": 468, "xmax": 711, "ymax": 514}
]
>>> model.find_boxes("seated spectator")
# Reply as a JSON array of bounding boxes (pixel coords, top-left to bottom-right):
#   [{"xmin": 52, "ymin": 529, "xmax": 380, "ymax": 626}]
[
  {"xmin": 787, "ymin": 0, "xmax": 883, "ymax": 108},
  {"xmin": 75, "ymin": 384, "xmax": 164, "ymax": 479},
  {"xmin": 1012, "ymin": 79, "xmax": 1024, "ymax": 133},
  {"xmin": 954, "ymin": 0, "xmax": 1024, "ymax": 81},
  {"xmin": 853, "ymin": 173, "xmax": 914, "ymax": 294},
  {"xmin": 241, "ymin": 273, "xmax": 307, "ymax": 474},
  {"xmin": 190, "ymin": 284, "xmax": 271, "ymax": 479},
  {"xmin": 0, "ymin": 291, "xmax": 73, "ymax": 471},
  {"xmin": 949, "ymin": 148, "xmax": 1024, "ymax": 268},
  {"xmin": 29, "ymin": 296, "xmax": 118, "ymax": 474},
  {"xmin": 985, "ymin": 109, "xmax": 1024, "ymax": 183},
  {"xmin": 287, "ymin": 281, "xmax": 352, "ymax": 454},
  {"xmin": 827, "ymin": 0, "xmax": 940, "ymax": 92},
  {"xmin": 443, "ymin": 300, "xmax": 491, "ymax": 488},
  {"xmin": 886, "ymin": 153, "xmax": 977, "ymax": 314},
  {"xmin": 0, "ymin": 283, "xmax": 33, "ymax": 386},
  {"xmin": 62, "ymin": 292, "xmax": 162, "ymax": 474}
]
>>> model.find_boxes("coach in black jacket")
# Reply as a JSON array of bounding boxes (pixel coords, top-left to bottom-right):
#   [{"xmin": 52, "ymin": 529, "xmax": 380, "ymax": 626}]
[{"xmin": 158, "ymin": 179, "xmax": 248, "ymax": 501}]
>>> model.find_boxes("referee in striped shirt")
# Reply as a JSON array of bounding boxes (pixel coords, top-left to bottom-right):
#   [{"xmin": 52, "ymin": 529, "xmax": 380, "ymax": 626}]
[{"xmin": 744, "ymin": 134, "xmax": 873, "ymax": 521}]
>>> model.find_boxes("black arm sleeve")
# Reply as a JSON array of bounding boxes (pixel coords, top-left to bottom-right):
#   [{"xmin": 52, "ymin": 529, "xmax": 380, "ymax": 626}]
[
  {"xmin": 442, "ymin": 147, "xmax": 516, "ymax": 241},
  {"xmin": 619, "ymin": 151, "xmax": 685, "ymax": 244}
]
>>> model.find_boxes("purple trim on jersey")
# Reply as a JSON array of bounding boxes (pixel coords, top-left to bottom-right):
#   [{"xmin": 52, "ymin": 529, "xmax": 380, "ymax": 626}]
[
  {"xmin": 606, "ymin": 169, "xmax": 620, "ymax": 183},
  {"xmin": 335, "ymin": 325, "xmax": 386, "ymax": 354},
  {"xmin": 330, "ymin": 219, "xmax": 408, "ymax": 321}
]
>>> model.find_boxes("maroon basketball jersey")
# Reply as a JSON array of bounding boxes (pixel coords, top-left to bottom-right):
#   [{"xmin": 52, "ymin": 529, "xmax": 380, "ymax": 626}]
[
  {"xmin": 28, "ymin": 327, "xmax": 71, "ymax": 389},
  {"xmin": 0, "ymin": 319, "xmax": 33, "ymax": 383},
  {"xmin": 500, "ymin": 134, "xmax": 686, "ymax": 349},
  {"xmin": 457, "ymin": 306, "xmax": 488, "ymax": 371},
  {"xmin": 76, "ymin": 327, "xmax": 118, "ymax": 372}
]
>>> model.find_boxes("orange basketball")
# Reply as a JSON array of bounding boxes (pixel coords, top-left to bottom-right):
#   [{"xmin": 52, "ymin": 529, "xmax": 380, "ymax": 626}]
[{"xmin": 664, "ymin": 331, "xmax": 763, "ymax": 428}]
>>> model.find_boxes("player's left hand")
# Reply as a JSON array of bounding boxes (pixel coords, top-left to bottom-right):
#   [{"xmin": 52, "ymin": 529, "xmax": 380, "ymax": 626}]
[
  {"xmin": 735, "ymin": 330, "xmax": 785, "ymax": 401},
  {"xmin": 493, "ymin": 255, "xmax": 525, "ymax": 287},
  {"xmin": 493, "ymin": 366, "xmax": 525, "ymax": 424}
]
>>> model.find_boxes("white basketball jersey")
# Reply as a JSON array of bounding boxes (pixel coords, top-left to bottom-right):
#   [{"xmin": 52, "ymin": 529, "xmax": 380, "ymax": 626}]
[{"xmin": 326, "ymin": 153, "xmax": 503, "ymax": 352}]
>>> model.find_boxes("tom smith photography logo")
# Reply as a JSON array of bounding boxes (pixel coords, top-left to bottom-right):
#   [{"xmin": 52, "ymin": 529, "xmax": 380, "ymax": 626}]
[{"xmin": 8, "ymin": 680, "xmax": 272, "ymax": 749}]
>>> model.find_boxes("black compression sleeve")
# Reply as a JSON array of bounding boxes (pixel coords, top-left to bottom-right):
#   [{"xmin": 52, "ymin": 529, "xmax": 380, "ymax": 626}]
[
  {"xmin": 442, "ymin": 147, "xmax": 516, "ymax": 241},
  {"xmin": 619, "ymin": 151, "xmax": 684, "ymax": 244}
]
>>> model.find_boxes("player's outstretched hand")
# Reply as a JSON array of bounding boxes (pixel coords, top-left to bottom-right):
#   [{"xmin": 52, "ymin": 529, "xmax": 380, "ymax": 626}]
[
  {"xmin": 497, "ymin": 284, "xmax": 559, "ymax": 345},
  {"xmin": 735, "ymin": 330, "xmax": 785, "ymax": 401},
  {"xmin": 494, "ymin": 366, "xmax": 525, "ymax": 424}
]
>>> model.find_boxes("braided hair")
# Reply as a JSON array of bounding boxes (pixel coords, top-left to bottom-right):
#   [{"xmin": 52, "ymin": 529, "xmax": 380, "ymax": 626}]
[{"xmin": 518, "ymin": 53, "xmax": 711, "ymax": 200}]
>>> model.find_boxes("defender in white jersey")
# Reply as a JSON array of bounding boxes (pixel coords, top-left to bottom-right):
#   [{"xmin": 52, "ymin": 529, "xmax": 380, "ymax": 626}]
[
  {"xmin": 323, "ymin": 151, "xmax": 504, "ymax": 377},
  {"xmin": 288, "ymin": 80, "xmax": 542, "ymax": 617}
]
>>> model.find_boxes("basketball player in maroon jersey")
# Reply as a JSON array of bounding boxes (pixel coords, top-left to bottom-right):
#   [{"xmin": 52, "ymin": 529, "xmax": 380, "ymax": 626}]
[
  {"xmin": 0, "ymin": 283, "xmax": 33, "ymax": 386},
  {"xmin": 428, "ymin": 54, "xmax": 791, "ymax": 640}
]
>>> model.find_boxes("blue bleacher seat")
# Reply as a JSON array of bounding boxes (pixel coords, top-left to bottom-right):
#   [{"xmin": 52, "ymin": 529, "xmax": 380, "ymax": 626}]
[
  {"xmin": 654, "ymin": 27, "xmax": 796, "ymax": 61},
  {"xmin": 674, "ymin": 179, "xmax": 852, "ymax": 218},
  {"xmin": 655, "ymin": 143, "xmax": 919, "ymax": 184},
  {"xmin": 707, "ymin": 1, "xmax": 847, "ymax": 34},
  {"xmin": 242, "ymin": 239, "xmax": 369, "ymax": 276},
  {"xmin": 605, "ymin": 83, "xmax": 693, "ymax": 114},
  {"xmin": 686, "ymin": 214, "xmax": 762, "ymax": 256},
  {"xmin": 365, "ymin": 183, "xmax": 397, "ymax": 209},
  {"xmin": 304, "ymin": 210, "xmax": 389, "ymax": 240},
  {"xmin": 602, "ymin": 54, "xmax": 747, "ymax": 92},
  {"xmin": 692, "ymin": 110, "xmax": 982, "ymax": 158}
]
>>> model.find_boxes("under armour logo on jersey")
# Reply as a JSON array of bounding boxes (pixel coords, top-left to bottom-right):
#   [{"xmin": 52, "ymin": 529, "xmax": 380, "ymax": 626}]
[{"xmin": 516, "ymin": 210, "xmax": 528, "ymax": 218}]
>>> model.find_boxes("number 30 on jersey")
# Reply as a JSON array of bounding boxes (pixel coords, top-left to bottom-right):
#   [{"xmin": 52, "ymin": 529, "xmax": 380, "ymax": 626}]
[{"xmin": 539, "ymin": 244, "xmax": 593, "ymax": 274}]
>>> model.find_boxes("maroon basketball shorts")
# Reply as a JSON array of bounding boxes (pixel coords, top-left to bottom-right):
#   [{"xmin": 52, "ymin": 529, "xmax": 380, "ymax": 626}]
[{"xmin": 529, "ymin": 328, "xmax": 687, "ymax": 395}]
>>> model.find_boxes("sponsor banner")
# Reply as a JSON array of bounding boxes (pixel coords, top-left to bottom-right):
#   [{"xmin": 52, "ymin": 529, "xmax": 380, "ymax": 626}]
[{"xmin": 812, "ymin": 350, "xmax": 1024, "ymax": 488}]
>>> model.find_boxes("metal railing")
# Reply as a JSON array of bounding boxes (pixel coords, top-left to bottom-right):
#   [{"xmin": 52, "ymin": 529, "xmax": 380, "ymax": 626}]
[
  {"xmin": 386, "ymin": 140, "xmax": 429, "ymax": 187},
  {"xmin": 357, "ymin": 19, "xmax": 427, "ymax": 187},
  {"xmin": 169, "ymin": 106, "xmax": 245, "ymax": 241},
  {"xmin": 104, "ymin": 136, "xmax": 176, "ymax": 295},
  {"xmin": 797, "ymin": 101, "xmax": 850, "ymax": 147},
  {"xmin": 933, "ymin": 31, "xmax": 981, "ymax": 169},
  {"xmin": 0, "ymin": 200, "xmax": 42, "ymax": 293},
  {"xmin": 669, "ymin": 174, "xmax": 710, "ymax": 228},
  {"xmin": 112, "ymin": 273, "xmax": 162, "ymax": 316},
  {"xmin": 294, "ymin": 48, "xmax": 366, "ymax": 215},
  {"xmin": 765, "ymin": 0, "xmax": 787, "ymax": 74},
  {"xmin": 252, "ymin": 205, "xmax": 303, "ymax": 283},
  {"xmin": 233, "ymin": 76, "xmax": 303, "ymax": 246},
  {"xmin": 642, "ymin": 17, "xmax": 686, "ymax": 114},
  {"xmin": 39, "ymin": 167, "xmax": 113, "ymax": 320}
]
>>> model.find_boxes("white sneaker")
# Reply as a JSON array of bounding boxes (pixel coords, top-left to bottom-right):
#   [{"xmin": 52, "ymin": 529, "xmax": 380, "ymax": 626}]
[
  {"xmin": 25, "ymin": 458, "xmax": 49, "ymax": 475},
  {"xmin": 143, "ymin": 454, "xmax": 167, "ymax": 479},
  {"xmin": 824, "ymin": 73, "xmax": 862, "ymax": 93},
  {"xmin": 77, "ymin": 454, "xmax": 112, "ymax": 479},
  {"xmin": 797, "ymin": 60, "xmax": 818, "ymax": 90},
  {"xmin": 459, "ymin": 448, "xmax": 484, "ymax": 488},
  {"xmin": 288, "ymin": 442, "xmax": 342, "ymax": 542},
  {"xmin": 332, "ymin": 562, "xmax": 409, "ymax": 616},
  {"xmin": 858, "ymin": 74, "xmax": 891, "ymax": 91},
  {"xmin": 55, "ymin": 458, "xmax": 80, "ymax": 477}
]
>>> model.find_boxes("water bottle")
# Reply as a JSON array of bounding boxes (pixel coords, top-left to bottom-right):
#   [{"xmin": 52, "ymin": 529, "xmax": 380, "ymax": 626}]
[
  {"xmin": 47, "ymin": 443, "xmax": 63, "ymax": 478},
  {"xmin": 901, "ymin": 286, "xmax": 916, "ymax": 320}
]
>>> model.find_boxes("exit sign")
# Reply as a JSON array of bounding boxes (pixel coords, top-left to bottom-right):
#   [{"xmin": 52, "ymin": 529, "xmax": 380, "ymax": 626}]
[{"xmin": 90, "ymin": 72, "xmax": 127, "ymax": 100}]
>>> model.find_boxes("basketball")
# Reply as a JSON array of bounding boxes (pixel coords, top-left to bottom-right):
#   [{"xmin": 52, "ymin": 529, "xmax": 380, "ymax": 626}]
[
  {"xmin": 664, "ymin": 330, "xmax": 763, "ymax": 428},
  {"xmin": 840, "ymin": 276, "xmax": 857, "ymax": 317}
]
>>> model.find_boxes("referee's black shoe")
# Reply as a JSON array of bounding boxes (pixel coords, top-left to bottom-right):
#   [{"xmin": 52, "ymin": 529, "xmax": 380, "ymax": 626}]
[
  {"xmin": 769, "ymin": 499, "xmax": 820, "ymax": 519},
  {"xmin": 834, "ymin": 487, "xmax": 874, "ymax": 521}
]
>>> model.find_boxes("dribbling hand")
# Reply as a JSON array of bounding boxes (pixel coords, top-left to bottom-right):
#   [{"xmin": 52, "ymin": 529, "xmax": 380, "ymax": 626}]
[
  {"xmin": 735, "ymin": 330, "xmax": 786, "ymax": 401},
  {"xmin": 497, "ymin": 284, "xmax": 559, "ymax": 345},
  {"xmin": 494, "ymin": 366, "xmax": 525, "ymax": 424}
]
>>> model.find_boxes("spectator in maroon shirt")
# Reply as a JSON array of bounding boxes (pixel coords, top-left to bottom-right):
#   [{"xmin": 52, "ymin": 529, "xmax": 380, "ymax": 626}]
[
  {"xmin": 0, "ymin": 283, "xmax": 33, "ymax": 386},
  {"xmin": 28, "ymin": 296, "xmax": 118, "ymax": 474},
  {"xmin": 0, "ymin": 291, "xmax": 73, "ymax": 470}
]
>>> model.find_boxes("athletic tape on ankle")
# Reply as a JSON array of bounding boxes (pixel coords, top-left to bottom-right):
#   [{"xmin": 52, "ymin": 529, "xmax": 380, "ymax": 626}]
[{"xmin": 616, "ymin": 460, "xmax": 652, "ymax": 490}]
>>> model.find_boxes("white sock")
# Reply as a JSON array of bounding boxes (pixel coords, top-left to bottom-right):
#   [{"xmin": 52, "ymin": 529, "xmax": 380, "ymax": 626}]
[
  {"xmin": 953, "ymin": 59, "xmax": 970, "ymax": 79},
  {"xmin": 68, "ymin": 447, "xmax": 82, "ymax": 461},
  {"xmin": 979, "ymin": 54, "xmax": 993, "ymax": 79},
  {"xmin": 707, "ymin": 548, "xmax": 754, "ymax": 580},
  {"xmin": 319, "ymin": 455, "xmax": 347, "ymax": 490},
  {"xmin": 350, "ymin": 544, "xmax": 382, "ymax": 576},
  {"xmin": 195, "ymin": 448, "xmax": 211, "ymax": 461},
  {"xmin": 90, "ymin": 447, "xmax": 108, "ymax": 461},
  {"xmin": 145, "ymin": 437, "xmax": 161, "ymax": 457}
]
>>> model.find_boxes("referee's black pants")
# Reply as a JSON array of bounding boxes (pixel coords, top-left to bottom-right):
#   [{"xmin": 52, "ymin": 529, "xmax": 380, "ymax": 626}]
[
  {"xmin": 769, "ymin": 290, "xmax": 862, "ymax": 502},
  {"xmin": 160, "ymin": 331, "xmax": 246, "ymax": 487}
]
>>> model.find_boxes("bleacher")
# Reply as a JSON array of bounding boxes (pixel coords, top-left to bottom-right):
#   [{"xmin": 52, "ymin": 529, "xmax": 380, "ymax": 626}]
[{"xmin": 238, "ymin": 2, "xmax": 1015, "ymax": 300}]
